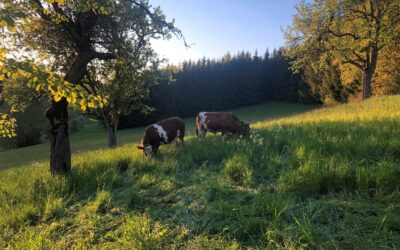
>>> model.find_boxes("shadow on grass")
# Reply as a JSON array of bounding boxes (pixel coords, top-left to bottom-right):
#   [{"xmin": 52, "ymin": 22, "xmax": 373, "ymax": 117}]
[{"xmin": 1, "ymin": 116, "xmax": 400, "ymax": 248}]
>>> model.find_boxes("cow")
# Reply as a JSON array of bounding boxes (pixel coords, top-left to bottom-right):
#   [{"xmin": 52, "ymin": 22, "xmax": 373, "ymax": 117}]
[
  {"xmin": 137, "ymin": 117, "xmax": 185, "ymax": 159},
  {"xmin": 195, "ymin": 112, "xmax": 250, "ymax": 139}
]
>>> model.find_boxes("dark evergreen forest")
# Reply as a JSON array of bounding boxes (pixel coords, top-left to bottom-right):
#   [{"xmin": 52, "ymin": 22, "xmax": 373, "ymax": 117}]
[{"xmin": 119, "ymin": 48, "xmax": 314, "ymax": 128}]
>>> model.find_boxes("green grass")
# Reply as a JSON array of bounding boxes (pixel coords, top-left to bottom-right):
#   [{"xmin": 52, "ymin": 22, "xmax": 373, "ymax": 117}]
[
  {"xmin": 0, "ymin": 101, "xmax": 314, "ymax": 169},
  {"xmin": 1, "ymin": 96, "xmax": 400, "ymax": 249}
]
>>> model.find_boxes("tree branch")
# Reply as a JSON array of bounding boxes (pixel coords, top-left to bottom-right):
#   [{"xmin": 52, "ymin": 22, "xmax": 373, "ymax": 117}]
[
  {"xmin": 92, "ymin": 52, "xmax": 116, "ymax": 60},
  {"xmin": 125, "ymin": 0, "xmax": 189, "ymax": 47},
  {"xmin": 327, "ymin": 29, "xmax": 361, "ymax": 40},
  {"xmin": 342, "ymin": 56, "xmax": 363, "ymax": 69}
]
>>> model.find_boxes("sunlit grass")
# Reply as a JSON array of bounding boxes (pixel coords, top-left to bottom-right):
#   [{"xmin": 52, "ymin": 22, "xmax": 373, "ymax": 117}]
[
  {"xmin": 1, "ymin": 96, "xmax": 399, "ymax": 249},
  {"xmin": 0, "ymin": 101, "xmax": 314, "ymax": 169}
]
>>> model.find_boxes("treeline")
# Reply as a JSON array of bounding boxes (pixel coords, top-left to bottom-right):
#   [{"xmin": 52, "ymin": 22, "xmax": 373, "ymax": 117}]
[
  {"xmin": 119, "ymin": 48, "xmax": 312, "ymax": 128},
  {"xmin": 2, "ymin": 48, "xmax": 311, "ymax": 149}
]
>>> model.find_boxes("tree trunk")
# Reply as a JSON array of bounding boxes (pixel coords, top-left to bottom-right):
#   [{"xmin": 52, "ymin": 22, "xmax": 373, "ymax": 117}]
[
  {"xmin": 107, "ymin": 126, "xmax": 117, "ymax": 148},
  {"xmin": 362, "ymin": 69, "xmax": 373, "ymax": 99},
  {"xmin": 45, "ymin": 97, "xmax": 71, "ymax": 175},
  {"xmin": 45, "ymin": 52, "xmax": 94, "ymax": 175},
  {"xmin": 362, "ymin": 47, "xmax": 378, "ymax": 100},
  {"xmin": 107, "ymin": 112, "xmax": 119, "ymax": 148}
]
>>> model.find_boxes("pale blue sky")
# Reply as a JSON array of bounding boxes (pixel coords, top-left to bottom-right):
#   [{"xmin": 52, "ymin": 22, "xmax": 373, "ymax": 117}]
[{"xmin": 150, "ymin": 0, "xmax": 301, "ymax": 65}]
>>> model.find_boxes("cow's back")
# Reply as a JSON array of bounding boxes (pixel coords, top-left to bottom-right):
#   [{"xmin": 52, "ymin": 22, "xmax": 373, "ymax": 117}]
[
  {"xmin": 197, "ymin": 112, "xmax": 240, "ymax": 133},
  {"xmin": 142, "ymin": 117, "xmax": 185, "ymax": 146},
  {"xmin": 157, "ymin": 117, "xmax": 185, "ymax": 142}
]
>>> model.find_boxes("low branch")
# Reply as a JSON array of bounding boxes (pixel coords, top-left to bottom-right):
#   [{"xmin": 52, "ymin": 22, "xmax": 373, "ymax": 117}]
[
  {"xmin": 92, "ymin": 52, "xmax": 116, "ymax": 60},
  {"xmin": 327, "ymin": 29, "xmax": 361, "ymax": 40},
  {"xmin": 342, "ymin": 57, "xmax": 363, "ymax": 69}
]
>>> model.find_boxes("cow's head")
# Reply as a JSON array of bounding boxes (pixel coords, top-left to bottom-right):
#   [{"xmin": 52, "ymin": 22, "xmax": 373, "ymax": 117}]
[
  {"xmin": 240, "ymin": 121, "xmax": 251, "ymax": 136},
  {"xmin": 137, "ymin": 145, "xmax": 154, "ymax": 159}
]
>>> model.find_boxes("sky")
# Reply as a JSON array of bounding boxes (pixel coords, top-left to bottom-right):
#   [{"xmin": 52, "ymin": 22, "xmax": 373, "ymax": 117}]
[{"xmin": 149, "ymin": 0, "xmax": 301, "ymax": 65}]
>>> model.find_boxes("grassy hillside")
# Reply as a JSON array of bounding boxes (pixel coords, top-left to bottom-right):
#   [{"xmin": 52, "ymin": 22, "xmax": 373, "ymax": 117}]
[
  {"xmin": 0, "ymin": 102, "xmax": 314, "ymax": 169},
  {"xmin": 1, "ymin": 96, "xmax": 399, "ymax": 249}
]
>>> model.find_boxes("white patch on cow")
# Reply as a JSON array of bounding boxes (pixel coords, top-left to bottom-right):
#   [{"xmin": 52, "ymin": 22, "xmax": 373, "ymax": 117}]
[
  {"xmin": 177, "ymin": 129, "xmax": 181, "ymax": 137},
  {"xmin": 144, "ymin": 145, "xmax": 153, "ymax": 159},
  {"xmin": 153, "ymin": 124, "xmax": 168, "ymax": 143},
  {"xmin": 199, "ymin": 112, "xmax": 208, "ymax": 130}
]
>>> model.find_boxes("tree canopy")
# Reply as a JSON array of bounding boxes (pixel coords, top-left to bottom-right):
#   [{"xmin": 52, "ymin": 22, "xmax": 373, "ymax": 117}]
[
  {"xmin": 0, "ymin": 0, "xmax": 183, "ymax": 174},
  {"xmin": 285, "ymin": 0, "xmax": 400, "ymax": 99}
]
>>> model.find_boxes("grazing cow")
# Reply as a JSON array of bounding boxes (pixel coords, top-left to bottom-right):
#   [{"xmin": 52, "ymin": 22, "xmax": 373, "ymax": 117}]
[
  {"xmin": 195, "ymin": 112, "xmax": 250, "ymax": 139},
  {"xmin": 137, "ymin": 117, "xmax": 185, "ymax": 159}
]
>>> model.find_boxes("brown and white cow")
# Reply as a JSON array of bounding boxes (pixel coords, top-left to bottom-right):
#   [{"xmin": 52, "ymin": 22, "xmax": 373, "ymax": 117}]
[
  {"xmin": 137, "ymin": 117, "xmax": 185, "ymax": 159},
  {"xmin": 195, "ymin": 112, "xmax": 250, "ymax": 139}
]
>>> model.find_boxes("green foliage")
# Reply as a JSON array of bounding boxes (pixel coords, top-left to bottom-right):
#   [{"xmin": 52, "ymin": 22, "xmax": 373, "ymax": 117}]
[
  {"xmin": 302, "ymin": 60, "xmax": 358, "ymax": 104},
  {"xmin": 0, "ymin": 96, "xmax": 399, "ymax": 248}
]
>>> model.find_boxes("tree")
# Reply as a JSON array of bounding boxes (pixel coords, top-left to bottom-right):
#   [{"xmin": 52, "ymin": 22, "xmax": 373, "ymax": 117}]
[
  {"xmin": 86, "ymin": 58, "xmax": 163, "ymax": 148},
  {"xmin": 0, "ymin": 0, "xmax": 183, "ymax": 174},
  {"xmin": 285, "ymin": 0, "xmax": 400, "ymax": 99},
  {"xmin": 373, "ymin": 27, "xmax": 400, "ymax": 95},
  {"xmin": 302, "ymin": 58, "xmax": 357, "ymax": 104}
]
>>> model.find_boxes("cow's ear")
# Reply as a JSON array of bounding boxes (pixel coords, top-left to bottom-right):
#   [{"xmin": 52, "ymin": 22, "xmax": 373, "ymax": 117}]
[{"xmin": 137, "ymin": 146, "xmax": 144, "ymax": 150}]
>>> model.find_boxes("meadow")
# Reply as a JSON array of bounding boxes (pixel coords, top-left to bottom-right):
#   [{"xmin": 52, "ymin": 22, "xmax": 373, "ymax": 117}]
[
  {"xmin": 0, "ymin": 102, "xmax": 314, "ymax": 169},
  {"xmin": 0, "ymin": 96, "xmax": 399, "ymax": 249}
]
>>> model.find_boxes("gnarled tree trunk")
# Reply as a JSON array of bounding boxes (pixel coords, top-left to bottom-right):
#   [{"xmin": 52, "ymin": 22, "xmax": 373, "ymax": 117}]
[
  {"xmin": 46, "ymin": 52, "xmax": 94, "ymax": 175},
  {"xmin": 362, "ymin": 47, "xmax": 378, "ymax": 100},
  {"xmin": 362, "ymin": 69, "xmax": 373, "ymax": 99},
  {"xmin": 45, "ymin": 97, "xmax": 71, "ymax": 175}
]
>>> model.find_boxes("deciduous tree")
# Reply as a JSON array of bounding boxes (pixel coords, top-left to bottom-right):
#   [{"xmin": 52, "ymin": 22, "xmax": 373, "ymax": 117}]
[
  {"xmin": 0, "ymin": 0, "xmax": 183, "ymax": 174},
  {"xmin": 285, "ymin": 0, "xmax": 400, "ymax": 99}
]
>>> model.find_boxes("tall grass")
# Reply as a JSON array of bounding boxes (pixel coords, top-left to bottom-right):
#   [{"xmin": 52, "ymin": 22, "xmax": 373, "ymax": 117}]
[
  {"xmin": 0, "ymin": 101, "xmax": 315, "ymax": 169},
  {"xmin": 1, "ymin": 96, "xmax": 399, "ymax": 249}
]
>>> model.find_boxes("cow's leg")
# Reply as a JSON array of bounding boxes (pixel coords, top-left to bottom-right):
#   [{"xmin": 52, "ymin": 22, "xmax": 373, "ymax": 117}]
[
  {"xmin": 178, "ymin": 136, "xmax": 184, "ymax": 145},
  {"xmin": 153, "ymin": 144, "xmax": 160, "ymax": 156},
  {"xmin": 199, "ymin": 129, "xmax": 207, "ymax": 139},
  {"xmin": 175, "ymin": 130, "xmax": 184, "ymax": 146},
  {"xmin": 174, "ymin": 137, "xmax": 183, "ymax": 147},
  {"xmin": 222, "ymin": 131, "xmax": 232, "ymax": 140}
]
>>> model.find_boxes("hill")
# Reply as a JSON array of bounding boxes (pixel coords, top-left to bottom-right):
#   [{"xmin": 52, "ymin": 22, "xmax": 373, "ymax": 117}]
[
  {"xmin": 1, "ymin": 96, "xmax": 399, "ymax": 249},
  {"xmin": 0, "ymin": 102, "xmax": 314, "ymax": 169}
]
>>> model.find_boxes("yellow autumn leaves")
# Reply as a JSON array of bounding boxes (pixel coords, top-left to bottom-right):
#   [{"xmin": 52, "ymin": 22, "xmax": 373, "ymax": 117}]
[
  {"xmin": 6, "ymin": 66, "xmax": 108, "ymax": 111},
  {"xmin": 46, "ymin": 0, "xmax": 66, "ymax": 6},
  {"xmin": 0, "ymin": 114, "xmax": 17, "ymax": 138},
  {"xmin": 44, "ymin": 0, "xmax": 114, "ymax": 14},
  {"xmin": 0, "ymin": 58, "xmax": 109, "ymax": 138}
]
